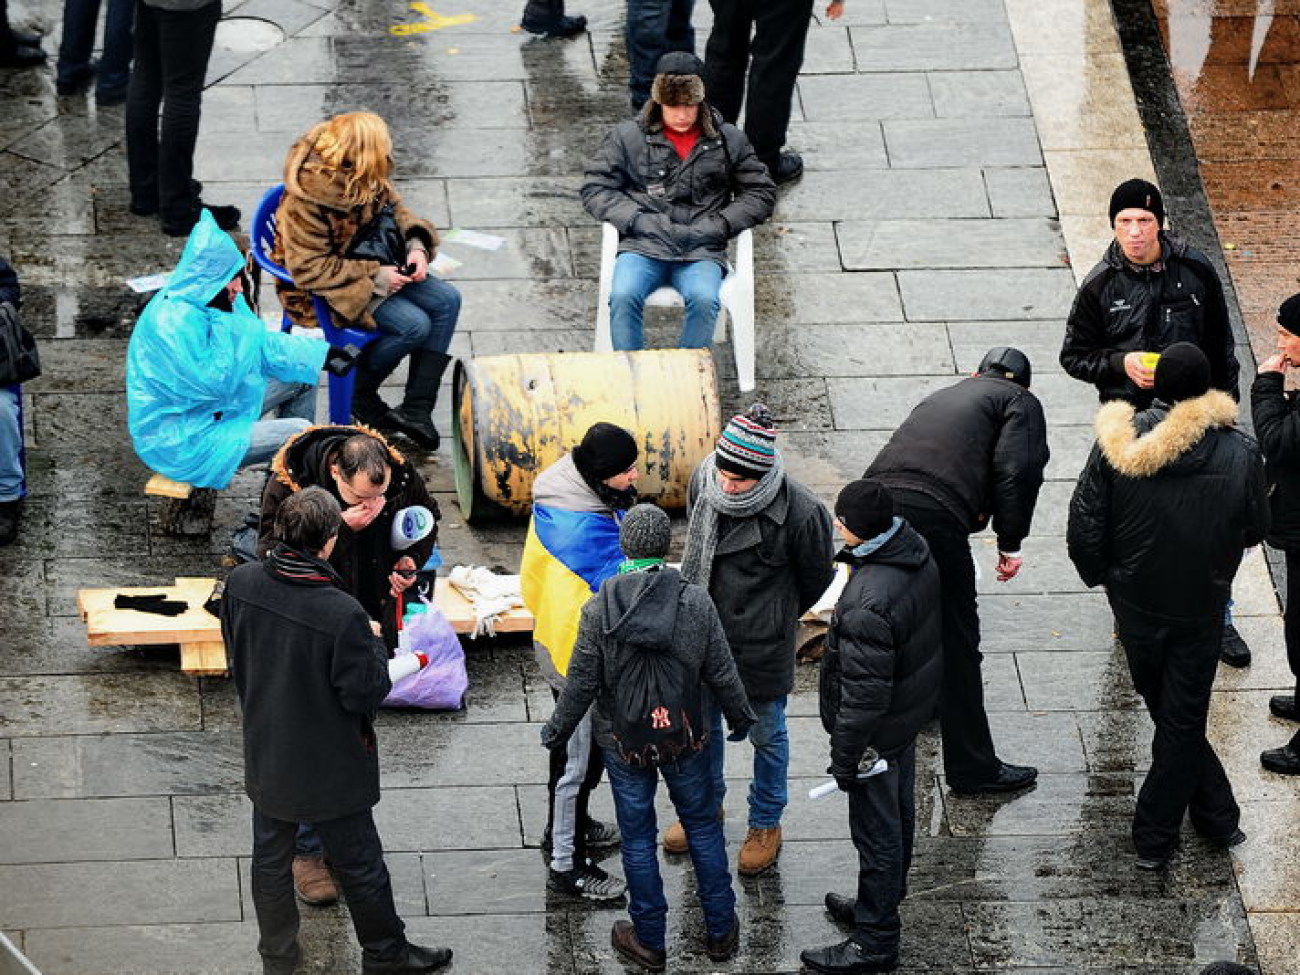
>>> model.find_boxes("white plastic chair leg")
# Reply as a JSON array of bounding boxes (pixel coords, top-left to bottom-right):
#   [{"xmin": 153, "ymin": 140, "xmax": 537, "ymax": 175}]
[{"xmin": 594, "ymin": 222, "xmax": 619, "ymax": 352}]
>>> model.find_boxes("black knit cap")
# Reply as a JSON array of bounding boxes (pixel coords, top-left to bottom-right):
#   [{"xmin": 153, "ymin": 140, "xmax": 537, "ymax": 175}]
[
  {"xmin": 1109, "ymin": 178, "xmax": 1165, "ymax": 226},
  {"xmin": 977, "ymin": 346, "xmax": 1032, "ymax": 388},
  {"xmin": 835, "ymin": 479, "xmax": 895, "ymax": 542},
  {"xmin": 1154, "ymin": 342, "xmax": 1211, "ymax": 403},
  {"xmin": 1278, "ymin": 293, "xmax": 1300, "ymax": 335},
  {"xmin": 572, "ymin": 422, "xmax": 638, "ymax": 482},
  {"xmin": 620, "ymin": 503, "xmax": 671, "ymax": 560}
]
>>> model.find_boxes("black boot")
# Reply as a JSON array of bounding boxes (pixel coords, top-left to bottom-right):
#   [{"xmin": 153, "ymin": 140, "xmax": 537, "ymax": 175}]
[
  {"xmin": 350, "ymin": 360, "xmax": 404, "ymax": 434},
  {"xmin": 0, "ymin": 499, "xmax": 19, "ymax": 546},
  {"xmin": 393, "ymin": 351, "xmax": 450, "ymax": 452}
]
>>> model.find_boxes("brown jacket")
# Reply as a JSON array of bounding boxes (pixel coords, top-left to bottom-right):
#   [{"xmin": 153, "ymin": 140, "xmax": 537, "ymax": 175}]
[{"xmin": 272, "ymin": 137, "xmax": 438, "ymax": 330}]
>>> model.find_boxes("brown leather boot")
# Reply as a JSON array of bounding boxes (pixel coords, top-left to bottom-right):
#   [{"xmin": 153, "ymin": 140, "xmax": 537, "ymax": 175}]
[
  {"xmin": 737, "ymin": 825, "xmax": 782, "ymax": 876},
  {"xmin": 661, "ymin": 806, "xmax": 723, "ymax": 854},
  {"xmin": 292, "ymin": 854, "xmax": 339, "ymax": 906}
]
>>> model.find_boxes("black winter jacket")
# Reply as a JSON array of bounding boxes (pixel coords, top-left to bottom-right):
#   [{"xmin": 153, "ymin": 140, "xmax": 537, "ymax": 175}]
[
  {"xmin": 864, "ymin": 374, "xmax": 1049, "ymax": 551},
  {"xmin": 819, "ymin": 524, "xmax": 942, "ymax": 770},
  {"xmin": 1250, "ymin": 370, "xmax": 1300, "ymax": 551},
  {"xmin": 223, "ymin": 552, "xmax": 392, "ymax": 824},
  {"xmin": 581, "ymin": 102, "xmax": 776, "ymax": 266},
  {"xmin": 689, "ymin": 466, "xmax": 836, "ymax": 702},
  {"xmin": 1060, "ymin": 235, "xmax": 1239, "ymax": 407},
  {"xmin": 257, "ymin": 425, "xmax": 439, "ymax": 620},
  {"xmin": 1067, "ymin": 390, "xmax": 1268, "ymax": 625},
  {"xmin": 542, "ymin": 566, "xmax": 756, "ymax": 752},
  {"xmin": 0, "ymin": 257, "xmax": 19, "ymax": 308}
]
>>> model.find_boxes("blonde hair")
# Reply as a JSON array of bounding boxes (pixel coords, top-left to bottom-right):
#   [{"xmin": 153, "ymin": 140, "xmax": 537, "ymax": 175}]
[{"xmin": 307, "ymin": 112, "xmax": 394, "ymax": 204}]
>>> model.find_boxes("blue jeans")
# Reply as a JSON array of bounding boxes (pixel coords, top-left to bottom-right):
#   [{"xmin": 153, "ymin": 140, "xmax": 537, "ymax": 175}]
[
  {"xmin": 57, "ymin": 0, "xmax": 135, "ymax": 97},
  {"xmin": 251, "ymin": 807, "xmax": 407, "ymax": 969},
  {"xmin": 604, "ymin": 749, "xmax": 736, "ymax": 951},
  {"xmin": 626, "ymin": 0, "xmax": 695, "ymax": 108},
  {"xmin": 0, "ymin": 386, "xmax": 23, "ymax": 501},
  {"xmin": 707, "ymin": 695, "xmax": 788, "ymax": 828},
  {"xmin": 609, "ymin": 253, "xmax": 723, "ymax": 351},
  {"xmin": 240, "ymin": 378, "xmax": 315, "ymax": 469},
  {"xmin": 368, "ymin": 277, "xmax": 461, "ymax": 376}
]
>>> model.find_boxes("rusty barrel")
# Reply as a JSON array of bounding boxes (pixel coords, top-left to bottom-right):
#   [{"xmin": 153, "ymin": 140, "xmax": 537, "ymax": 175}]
[{"xmin": 451, "ymin": 350, "xmax": 722, "ymax": 521}]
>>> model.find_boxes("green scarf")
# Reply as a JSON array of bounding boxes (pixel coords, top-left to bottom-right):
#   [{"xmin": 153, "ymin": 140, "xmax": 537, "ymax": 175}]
[{"xmin": 618, "ymin": 557, "xmax": 665, "ymax": 574}]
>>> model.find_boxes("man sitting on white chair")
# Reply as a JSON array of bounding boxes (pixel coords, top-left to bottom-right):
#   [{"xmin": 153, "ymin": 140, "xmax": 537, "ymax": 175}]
[{"xmin": 582, "ymin": 51, "xmax": 775, "ymax": 351}]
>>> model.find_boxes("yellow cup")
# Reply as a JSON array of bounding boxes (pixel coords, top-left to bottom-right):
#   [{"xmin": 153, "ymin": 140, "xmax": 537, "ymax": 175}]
[{"xmin": 1140, "ymin": 353, "xmax": 1160, "ymax": 370}]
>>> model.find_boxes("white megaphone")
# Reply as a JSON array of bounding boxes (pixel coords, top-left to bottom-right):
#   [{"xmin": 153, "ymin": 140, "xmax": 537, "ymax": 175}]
[{"xmin": 390, "ymin": 506, "xmax": 436, "ymax": 551}]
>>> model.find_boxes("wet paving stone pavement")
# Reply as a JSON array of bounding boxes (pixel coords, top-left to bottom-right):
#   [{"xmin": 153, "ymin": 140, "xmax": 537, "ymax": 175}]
[{"xmin": 2, "ymin": 0, "xmax": 1299, "ymax": 971}]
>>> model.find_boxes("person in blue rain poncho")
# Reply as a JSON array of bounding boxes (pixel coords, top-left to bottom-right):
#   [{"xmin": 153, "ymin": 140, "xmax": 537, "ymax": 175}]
[{"xmin": 127, "ymin": 209, "xmax": 342, "ymax": 490}]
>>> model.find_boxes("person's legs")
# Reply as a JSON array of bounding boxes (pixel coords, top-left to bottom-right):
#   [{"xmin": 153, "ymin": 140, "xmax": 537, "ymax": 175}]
[
  {"xmin": 389, "ymin": 277, "xmax": 460, "ymax": 441},
  {"xmin": 743, "ymin": 0, "xmax": 814, "ymax": 169},
  {"xmin": 707, "ymin": 697, "xmax": 727, "ymax": 810},
  {"xmin": 56, "ymin": 0, "xmax": 100, "ymax": 86},
  {"xmin": 549, "ymin": 707, "xmax": 597, "ymax": 872},
  {"xmin": 1286, "ymin": 549, "xmax": 1300, "ymax": 697},
  {"xmin": 295, "ymin": 823, "xmax": 322, "ymax": 857},
  {"xmin": 313, "ymin": 810, "xmax": 408, "ymax": 964},
  {"xmin": 669, "ymin": 259, "xmax": 723, "ymax": 348},
  {"xmin": 368, "ymin": 291, "xmax": 434, "ymax": 376},
  {"xmin": 250, "ymin": 808, "xmax": 303, "ymax": 970},
  {"xmin": 609, "ymin": 252, "xmax": 671, "ymax": 351},
  {"xmin": 746, "ymin": 696, "xmax": 789, "ymax": 828},
  {"xmin": 153, "ymin": 1, "xmax": 219, "ymax": 230},
  {"xmin": 261, "ymin": 377, "xmax": 317, "ymax": 423},
  {"xmin": 625, "ymin": 0, "xmax": 692, "ymax": 109},
  {"xmin": 125, "ymin": 0, "xmax": 162, "ymax": 213},
  {"xmin": 846, "ymin": 743, "xmax": 911, "ymax": 957},
  {"xmin": 664, "ymin": 750, "xmax": 736, "ymax": 940},
  {"xmin": 604, "ymin": 752, "xmax": 669, "ymax": 951},
  {"xmin": 96, "ymin": 0, "xmax": 135, "ymax": 99},
  {"xmin": 0, "ymin": 386, "xmax": 23, "ymax": 502},
  {"xmin": 242, "ymin": 418, "xmax": 310, "ymax": 469},
  {"xmin": 703, "ymin": 0, "xmax": 751, "ymax": 124}
]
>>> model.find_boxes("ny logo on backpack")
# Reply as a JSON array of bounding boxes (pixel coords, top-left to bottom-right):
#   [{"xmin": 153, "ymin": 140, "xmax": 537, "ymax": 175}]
[{"xmin": 611, "ymin": 648, "xmax": 706, "ymax": 768}]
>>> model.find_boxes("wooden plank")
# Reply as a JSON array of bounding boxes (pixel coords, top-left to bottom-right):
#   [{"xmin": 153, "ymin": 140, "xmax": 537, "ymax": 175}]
[
  {"xmin": 79, "ymin": 577, "xmax": 221, "ymax": 647},
  {"xmin": 433, "ymin": 576, "xmax": 534, "ymax": 635},
  {"xmin": 180, "ymin": 641, "xmax": 229, "ymax": 677},
  {"xmin": 144, "ymin": 473, "xmax": 193, "ymax": 499}
]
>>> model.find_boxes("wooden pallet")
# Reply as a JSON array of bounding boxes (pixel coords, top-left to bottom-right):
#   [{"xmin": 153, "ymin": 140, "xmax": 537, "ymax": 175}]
[
  {"xmin": 78, "ymin": 577, "xmax": 227, "ymax": 676},
  {"xmin": 434, "ymin": 577, "xmax": 534, "ymax": 634}
]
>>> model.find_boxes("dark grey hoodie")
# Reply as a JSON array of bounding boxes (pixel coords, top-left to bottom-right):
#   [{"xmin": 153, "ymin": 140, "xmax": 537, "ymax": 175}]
[{"xmin": 543, "ymin": 566, "xmax": 756, "ymax": 753}]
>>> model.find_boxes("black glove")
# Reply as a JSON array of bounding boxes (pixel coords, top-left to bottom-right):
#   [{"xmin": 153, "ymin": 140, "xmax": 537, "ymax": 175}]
[
  {"xmin": 726, "ymin": 720, "xmax": 753, "ymax": 742},
  {"xmin": 324, "ymin": 343, "xmax": 361, "ymax": 377},
  {"xmin": 830, "ymin": 765, "xmax": 861, "ymax": 793},
  {"xmin": 540, "ymin": 723, "xmax": 564, "ymax": 750},
  {"xmin": 114, "ymin": 593, "xmax": 189, "ymax": 617}
]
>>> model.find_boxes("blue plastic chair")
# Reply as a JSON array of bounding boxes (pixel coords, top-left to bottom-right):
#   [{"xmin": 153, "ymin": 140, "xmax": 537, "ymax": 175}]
[{"xmin": 250, "ymin": 184, "xmax": 379, "ymax": 425}]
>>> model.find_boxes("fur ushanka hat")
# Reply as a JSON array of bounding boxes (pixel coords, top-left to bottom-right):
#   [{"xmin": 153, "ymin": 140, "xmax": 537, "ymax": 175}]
[{"xmin": 651, "ymin": 51, "xmax": 706, "ymax": 107}]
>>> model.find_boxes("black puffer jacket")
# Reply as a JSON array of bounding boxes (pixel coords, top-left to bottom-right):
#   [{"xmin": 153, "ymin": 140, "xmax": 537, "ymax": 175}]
[
  {"xmin": 1250, "ymin": 370, "xmax": 1300, "ymax": 551},
  {"xmin": 690, "ymin": 466, "xmax": 836, "ymax": 702},
  {"xmin": 1068, "ymin": 390, "xmax": 1268, "ymax": 625},
  {"xmin": 819, "ymin": 523, "xmax": 942, "ymax": 768},
  {"xmin": 864, "ymin": 374, "xmax": 1049, "ymax": 551},
  {"xmin": 257, "ymin": 425, "xmax": 439, "ymax": 620},
  {"xmin": 223, "ymin": 553, "xmax": 391, "ymax": 824},
  {"xmin": 581, "ymin": 102, "xmax": 776, "ymax": 266},
  {"xmin": 1060, "ymin": 235, "xmax": 1239, "ymax": 407}
]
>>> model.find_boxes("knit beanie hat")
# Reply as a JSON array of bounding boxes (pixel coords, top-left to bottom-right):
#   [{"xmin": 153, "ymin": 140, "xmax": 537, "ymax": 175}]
[
  {"xmin": 1278, "ymin": 293, "xmax": 1300, "ymax": 335},
  {"xmin": 651, "ymin": 51, "xmax": 706, "ymax": 107},
  {"xmin": 715, "ymin": 403, "xmax": 777, "ymax": 479},
  {"xmin": 1154, "ymin": 342, "xmax": 1211, "ymax": 403},
  {"xmin": 977, "ymin": 346, "xmax": 1032, "ymax": 388},
  {"xmin": 572, "ymin": 422, "xmax": 638, "ymax": 482},
  {"xmin": 620, "ymin": 503, "xmax": 672, "ymax": 560},
  {"xmin": 835, "ymin": 479, "xmax": 895, "ymax": 541},
  {"xmin": 1109, "ymin": 178, "xmax": 1165, "ymax": 226}
]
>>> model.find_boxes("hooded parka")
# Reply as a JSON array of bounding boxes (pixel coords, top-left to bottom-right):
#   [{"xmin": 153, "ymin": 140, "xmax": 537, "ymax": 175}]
[
  {"xmin": 126, "ymin": 210, "xmax": 326, "ymax": 489},
  {"xmin": 1250, "ymin": 370, "xmax": 1300, "ymax": 551}
]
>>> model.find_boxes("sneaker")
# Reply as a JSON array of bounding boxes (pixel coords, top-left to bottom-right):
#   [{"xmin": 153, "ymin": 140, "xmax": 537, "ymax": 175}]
[
  {"xmin": 737, "ymin": 825, "xmax": 782, "ymax": 876},
  {"xmin": 521, "ymin": 12, "xmax": 587, "ymax": 37},
  {"xmin": 584, "ymin": 818, "xmax": 621, "ymax": 850},
  {"xmin": 610, "ymin": 920, "xmax": 666, "ymax": 973},
  {"xmin": 162, "ymin": 203, "xmax": 240, "ymax": 237},
  {"xmin": 547, "ymin": 860, "xmax": 626, "ymax": 901},
  {"xmin": 1220, "ymin": 622, "xmax": 1251, "ymax": 668},
  {"xmin": 292, "ymin": 854, "xmax": 339, "ymax": 906}
]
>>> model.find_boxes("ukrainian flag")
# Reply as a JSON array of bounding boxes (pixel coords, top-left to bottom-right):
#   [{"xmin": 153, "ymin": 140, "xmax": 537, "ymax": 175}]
[{"xmin": 521, "ymin": 504, "xmax": 624, "ymax": 677}]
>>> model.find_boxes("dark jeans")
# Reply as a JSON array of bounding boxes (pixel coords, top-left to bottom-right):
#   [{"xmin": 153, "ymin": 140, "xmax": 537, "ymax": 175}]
[
  {"xmin": 603, "ymin": 748, "xmax": 736, "ymax": 951},
  {"xmin": 704, "ymin": 0, "xmax": 814, "ymax": 168},
  {"xmin": 251, "ymin": 807, "xmax": 407, "ymax": 968},
  {"xmin": 57, "ymin": 0, "xmax": 135, "ymax": 96},
  {"xmin": 626, "ymin": 0, "xmax": 695, "ymax": 109},
  {"xmin": 1284, "ymin": 549, "xmax": 1300, "ymax": 751},
  {"xmin": 367, "ymin": 277, "xmax": 461, "ymax": 376},
  {"xmin": 893, "ymin": 491, "xmax": 998, "ymax": 785},
  {"xmin": 125, "ymin": 0, "xmax": 219, "ymax": 225},
  {"xmin": 846, "ymin": 741, "xmax": 916, "ymax": 956},
  {"xmin": 1115, "ymin": 607, "xmax": 1240, "ymax": 858}
]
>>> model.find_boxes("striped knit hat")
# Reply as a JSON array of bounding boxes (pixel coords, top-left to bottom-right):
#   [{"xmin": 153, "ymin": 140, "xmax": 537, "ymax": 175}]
[{"xmin": 715, "ymin": 403, "xmax": 777, "ymax": 479}]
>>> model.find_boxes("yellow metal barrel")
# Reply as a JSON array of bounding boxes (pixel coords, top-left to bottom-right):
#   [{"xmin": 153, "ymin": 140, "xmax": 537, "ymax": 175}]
[{"xmin": 452, "ymin": 350, "xmax": 722, "ymax": 520}]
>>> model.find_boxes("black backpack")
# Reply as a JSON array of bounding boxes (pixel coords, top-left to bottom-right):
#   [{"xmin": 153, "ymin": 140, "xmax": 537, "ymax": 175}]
[{"xmin": 610, "ymin": 646, "xmax": 707, "ymax": 768}]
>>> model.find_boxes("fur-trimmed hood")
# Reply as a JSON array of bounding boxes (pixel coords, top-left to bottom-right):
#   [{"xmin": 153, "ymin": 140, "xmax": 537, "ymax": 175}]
[
  {"xmin": 269, "ymin": 423, "xmax": 414, "ymax": 495},
  {"xmin": 1095, "ymin": 389, "xmax": 1238, "ymax": 478}
]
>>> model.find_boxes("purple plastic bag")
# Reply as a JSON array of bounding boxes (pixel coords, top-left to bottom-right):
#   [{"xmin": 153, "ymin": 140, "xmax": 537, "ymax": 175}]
[{"xmin": 383, "ymin": 604, "xmax": 468, "ymax": 710}]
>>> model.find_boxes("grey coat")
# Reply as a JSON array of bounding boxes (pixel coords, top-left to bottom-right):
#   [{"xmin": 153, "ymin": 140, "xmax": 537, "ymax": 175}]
[
  {"xmin": 580, "ymin": 103, "xmax": 776, "ymax": 266},
  {"xmin": 543, "ymin": 567, "xmax": 756, "ymax": 751},
  {"xmin": 689, "ymin": 467, "xmax": 837, "ymax": 702}
]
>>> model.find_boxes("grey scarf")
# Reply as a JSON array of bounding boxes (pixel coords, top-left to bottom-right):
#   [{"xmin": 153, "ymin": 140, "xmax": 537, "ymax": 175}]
[{"xmin": 681, "ymin": 452, "xmax": 786, "ymax": 587}]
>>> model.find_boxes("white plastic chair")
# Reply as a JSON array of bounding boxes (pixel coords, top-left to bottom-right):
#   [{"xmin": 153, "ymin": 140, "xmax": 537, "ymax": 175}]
[{"xmin": 594, "ymin": 222, "xmax": 756, "ymax": 391}]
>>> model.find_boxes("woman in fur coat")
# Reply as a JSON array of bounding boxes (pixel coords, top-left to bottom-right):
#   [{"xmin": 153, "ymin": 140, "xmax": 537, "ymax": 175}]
[{"xmin": 273, "ymin": 112, "xmax": 460, "ymax": 451}]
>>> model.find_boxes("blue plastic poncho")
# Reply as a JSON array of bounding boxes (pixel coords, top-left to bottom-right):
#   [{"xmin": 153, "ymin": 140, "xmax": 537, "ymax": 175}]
[{"xmin": 126, "ymin": 211, "xmax": 326, "ymax": 489}]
